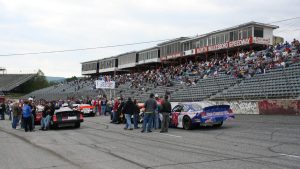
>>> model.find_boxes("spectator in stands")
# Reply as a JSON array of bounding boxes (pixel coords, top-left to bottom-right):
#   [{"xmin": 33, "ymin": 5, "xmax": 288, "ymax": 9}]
[
  {"xmin": 22, "ymin": 100, "xmax": 33, "ymax": 132},
  {"xmin": 122, "ymin": 97, "xmax": 134, "ymax": 130},
  {"xmin": 160, "ymin": 95, "xmax": 171, "ymax": 133},
  {"xmin": 141, "ymin": 93, "xmax": 157, "ymax": 133}
]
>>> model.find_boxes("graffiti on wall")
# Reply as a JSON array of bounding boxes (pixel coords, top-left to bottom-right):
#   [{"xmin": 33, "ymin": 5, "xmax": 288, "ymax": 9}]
[
  {"xmin": 258, "ymin": 100, "xmax": 300, "ymax": 115},
  {"xmin": 171, "ymin": 101, "xmax": 259, "ymax": 114},
  {"xmin": 218, "ymin": 101, "xmax": 259, "ymax": 114}
]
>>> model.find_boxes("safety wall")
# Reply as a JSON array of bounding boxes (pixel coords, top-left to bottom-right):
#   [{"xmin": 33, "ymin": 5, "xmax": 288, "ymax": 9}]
[
  {"xmin": 171, "ymin": 100, "xmax": 300, "ymax": 115},
  {"xmin": 215, "ymin": 101, "xmax": 259, "ymax": 114},
  {"xmin": 258, "ymin": 100, "xmax": 300, "ymax": 115}
]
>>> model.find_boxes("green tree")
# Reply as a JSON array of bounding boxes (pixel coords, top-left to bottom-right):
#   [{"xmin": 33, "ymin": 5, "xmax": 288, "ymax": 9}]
[
  {"xmin": 21, "ymin": 69, "xmax": 49, "ymax": 93},
  {"xmin": 66, "ymin": 76, "xmax": 78, "ymax": 82}
]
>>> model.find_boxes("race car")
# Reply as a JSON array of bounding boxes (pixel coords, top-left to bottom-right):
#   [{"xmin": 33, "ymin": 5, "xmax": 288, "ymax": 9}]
[
  {"xmin": 170, "ymin": 103, "xmax": 234, "ymax": 130},
  {"xmin": 50, "ymin": 106, "xmax": 83, "ymax": 129},
  {"xmin": 73, "ymin": 104, "xmax": 95, "ymax": 116}
]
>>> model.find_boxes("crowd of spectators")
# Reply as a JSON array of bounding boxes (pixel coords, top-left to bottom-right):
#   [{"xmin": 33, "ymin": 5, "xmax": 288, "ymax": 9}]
[{"xmin": 114, "ymin": 39, "xmax": 300, "ymax": 87}]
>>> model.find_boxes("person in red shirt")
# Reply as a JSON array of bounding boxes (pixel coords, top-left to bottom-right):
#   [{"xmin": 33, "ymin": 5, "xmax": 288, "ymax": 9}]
[{"xmin": 111, "ymin": 97, "xmax": 119, "ymax": 123}]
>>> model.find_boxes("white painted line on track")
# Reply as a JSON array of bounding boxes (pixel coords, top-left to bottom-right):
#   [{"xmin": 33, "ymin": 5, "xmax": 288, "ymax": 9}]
[
  {"xmin": 159, "ymin": 133, "xmax": 182, "ymax": 138},
  {"xmin": 280, "ymin": 153, "xmax": 300, "ymax": 159}
]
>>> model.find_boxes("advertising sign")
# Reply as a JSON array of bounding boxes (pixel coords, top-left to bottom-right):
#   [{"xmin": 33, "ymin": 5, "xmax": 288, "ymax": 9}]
[{"xmin": 95, "ymin": 80, "xmax": 115, "ymax": 89}]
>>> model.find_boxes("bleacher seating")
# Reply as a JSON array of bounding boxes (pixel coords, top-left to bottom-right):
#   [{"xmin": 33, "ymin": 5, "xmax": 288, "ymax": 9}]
[
  {"xmin": 24, "ymin": 79, "xmax": 106, "ymax": 101},
  {"xmin": 212, "ymin": 61, "xmax": 300, "ymax": 100},
  {"xmin": 0, "ymin": 74, "xmax": 36, "ymax": 92},
  {"xmin": 23, "ymin": 58, "xmax": 300, "ymax": 102}
]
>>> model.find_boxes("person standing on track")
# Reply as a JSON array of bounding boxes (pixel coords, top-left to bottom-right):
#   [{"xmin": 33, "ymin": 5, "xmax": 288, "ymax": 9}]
[
  {"xmin": 141, "ymin": 93, "xmax": 157, "ymax": 133},
  {"xmin": 0, "ymin": 101, "xmax": 6, "ymax": 120},
  {"xmin": 133, "ymin": 99, "xmax": 140, "ymax": 129},
  {"xmin": 160, "ymin": 95, "xmax": 171, "ymax": 133},
  {"xmin": 12, "ymin": 102, "xmax": 21, "ymax": 129},
  {"xmin": 22, "ymin": 100, "xmax": 33, "ymax": 132},
  {"xmin": 122, "ymin": 97, "xmax": 134, "ymax": 130}
]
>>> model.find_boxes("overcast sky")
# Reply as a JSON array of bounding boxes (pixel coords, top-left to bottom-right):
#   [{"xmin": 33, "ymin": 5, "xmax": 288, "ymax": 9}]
[{"xmin": 1, "ymin": 0, "xmax": 300, "ymax": 77}]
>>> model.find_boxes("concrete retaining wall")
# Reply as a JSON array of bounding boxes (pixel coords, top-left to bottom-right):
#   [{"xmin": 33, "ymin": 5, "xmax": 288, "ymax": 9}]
[
  {"xmin": 258, "ymin": 100, "xmax": 300, "ymax": 115},
  {"xmin": 171, "ymin": 100, "xmax": 300, "ymax": 115}
]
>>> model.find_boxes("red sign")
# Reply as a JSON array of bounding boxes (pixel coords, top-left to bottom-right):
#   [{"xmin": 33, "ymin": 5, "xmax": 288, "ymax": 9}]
[
  {"xmin": 160, "ymin": 56, "xmax": 167, "ymax": 61},
  {"xmin": 196, "ymin": 47, "xmax": 208, "ymax": 54},
  {"xmin": 228, "ymin": 38, "xmax": 252, "ymax": 48},
  {"xmin": 208, "ymin": 42, "xmax": 229, "ymax": 52}
]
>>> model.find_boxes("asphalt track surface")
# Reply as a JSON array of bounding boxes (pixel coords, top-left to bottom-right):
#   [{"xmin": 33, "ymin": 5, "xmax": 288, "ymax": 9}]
[{"xmin": 0, "ymin": 115, "xmax": 300, "ymax": 169}]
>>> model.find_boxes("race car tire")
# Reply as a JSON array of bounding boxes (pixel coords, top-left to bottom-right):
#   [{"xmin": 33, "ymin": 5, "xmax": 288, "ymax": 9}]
[
  {"xmin": 183, "ymin": 116, "xmax": 192, "ymax": 130},
  {"xmin": 75, "ymin": 122, "xmax": 81, "ymax": 128},
  {"xmin": 213, "ymin": 121, "xmax": 223, "ymax": 128},
  {"xmin": 50, "ymin": 123, "xmax": 58, "ymax": 130}
]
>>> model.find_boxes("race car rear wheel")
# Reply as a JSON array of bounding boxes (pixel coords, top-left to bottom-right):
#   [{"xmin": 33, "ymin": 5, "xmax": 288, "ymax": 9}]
[
  {"xmin": 183, "ymin": 116, "xmax": 192, "ymax": 130},
  {"xmin": 75, "ymin": 122, "xmax": 81, "ymax": 128},
  {"xmin": 213, "ymin": 121, "xmax": 223, "ymax": 128}
]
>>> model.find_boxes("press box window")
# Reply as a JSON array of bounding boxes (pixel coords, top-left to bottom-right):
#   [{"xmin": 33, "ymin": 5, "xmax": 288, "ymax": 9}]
[{"xmin": 254, "ymin": 27, "xmax": 263, "ymax": 37}]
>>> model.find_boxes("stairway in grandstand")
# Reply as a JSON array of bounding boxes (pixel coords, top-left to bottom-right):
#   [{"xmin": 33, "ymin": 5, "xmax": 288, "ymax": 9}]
[{"xmin": 0, "ymin": 74, "xmax": 36, "ymax": 92}]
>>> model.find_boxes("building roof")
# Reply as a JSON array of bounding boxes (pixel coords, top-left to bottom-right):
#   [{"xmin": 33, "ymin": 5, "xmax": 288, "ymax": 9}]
[
  {"xmin": 116, "ymin": 51, "xmax": 137, "ymax": 57},
  {"xmin": 157, "ymin": 37, "xmax": 190, "ymax": 46},
  {"xmin": 81, "ymin": 59, "xmax": 99, "ymax": 64},
  {"xmin": 181, "ymin": 21, "xmax": 279, "ymax": 42},
  {"xmin": 138, "ymin": 46, "xmax": 159, "ymax": 53}
]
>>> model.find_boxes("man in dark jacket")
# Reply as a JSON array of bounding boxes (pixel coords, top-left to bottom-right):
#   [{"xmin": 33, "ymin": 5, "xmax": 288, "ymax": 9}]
[
  {"xmin": 122, "ymin": 97, "xmax": 134, "ymax": 130},
  {"xmin": 133, "ymin": 99, "xmax": 140, "ymax": 129},
  {"xmin": 0, "ymin": 101, "xmax": 6, "ymax": 120},
  {"xmin": 160, "ymin": 95, "xmax": 172, "ymax": 133},
  {"xmin": 116, "ymin": 97, "xmax": 125, "ymax": 124}
]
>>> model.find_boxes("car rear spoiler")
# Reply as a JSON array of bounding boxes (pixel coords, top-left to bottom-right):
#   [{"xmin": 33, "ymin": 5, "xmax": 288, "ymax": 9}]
[{"xmin": 203, "ymin": 105, "xmax": 230, "ymax": 112}]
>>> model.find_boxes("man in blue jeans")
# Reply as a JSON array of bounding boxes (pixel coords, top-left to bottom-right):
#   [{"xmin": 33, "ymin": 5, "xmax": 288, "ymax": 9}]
[
  {"xmin": 22, "ymin": 100, "xmax": 32, "ymax": 132},
  {"xmin": 141, "ymin": 93, "xmax": 157, "ymax": 133},
  {"xmin": 40, "ymin": 103, "xmax": 52, "ymax": 130},
  {"xmin": 122, "ymin": 97, "xmax": 134, "ymax": 130},
  {"xmin": 12, "ymin": 102, "xmax": 21, "ymax": 129}
]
